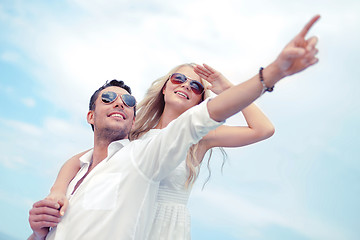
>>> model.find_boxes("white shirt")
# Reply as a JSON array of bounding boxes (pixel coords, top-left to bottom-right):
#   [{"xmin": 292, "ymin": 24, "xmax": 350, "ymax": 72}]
[{"xmin": 46, "ymin": 99, "xmax": 223, "ymax": 240}]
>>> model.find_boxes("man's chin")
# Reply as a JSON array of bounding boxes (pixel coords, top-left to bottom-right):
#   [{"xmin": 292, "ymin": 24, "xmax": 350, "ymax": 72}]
[{"xmin": 100, "ymin": 126, "xmax": 130, "ymax": 141}]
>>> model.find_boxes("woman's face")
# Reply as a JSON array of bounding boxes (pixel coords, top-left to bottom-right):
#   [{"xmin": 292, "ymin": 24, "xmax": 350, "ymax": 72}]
[{"xmin": 163, "ymin": 66, "xmax": 204, "ymax": 112}]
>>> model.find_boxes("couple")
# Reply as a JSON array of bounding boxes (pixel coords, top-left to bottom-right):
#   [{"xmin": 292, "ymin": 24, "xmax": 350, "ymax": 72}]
[{"xmin": 28, "ymin": 15, "xmax": 320, "ymax": 240}]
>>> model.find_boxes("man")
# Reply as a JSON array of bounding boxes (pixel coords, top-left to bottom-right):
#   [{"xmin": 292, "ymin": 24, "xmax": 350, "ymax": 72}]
[{"xmin": 28, "ymin": 79, "xmax": 223, "ymax": 239}]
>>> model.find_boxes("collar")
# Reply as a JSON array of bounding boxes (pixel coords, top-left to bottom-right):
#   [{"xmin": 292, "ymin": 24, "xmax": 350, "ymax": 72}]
[
  {"xmin": 79, "ymin": 139, "xmax": 130, "ymax": 165},
  {"xmin": 79, "ymin": 149, "xmax": 93, "ymax": 165}
]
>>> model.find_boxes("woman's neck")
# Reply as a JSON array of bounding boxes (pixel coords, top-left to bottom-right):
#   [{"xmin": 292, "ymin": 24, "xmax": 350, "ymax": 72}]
[{"xmin": 155, "ymin": 104, "xmax": 184, "ymax": 129}]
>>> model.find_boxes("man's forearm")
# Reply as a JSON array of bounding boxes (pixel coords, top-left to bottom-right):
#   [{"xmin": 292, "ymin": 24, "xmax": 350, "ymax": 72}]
[{"xmin": 28, "ymin": 232, "xmax": 46, "ymax": 240}]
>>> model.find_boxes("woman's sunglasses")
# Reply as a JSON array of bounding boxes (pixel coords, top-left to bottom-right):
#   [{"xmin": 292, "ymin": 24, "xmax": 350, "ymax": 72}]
[
  {"xmin": 169, "ymin": 73, "xmax": 205, "ymax": 95},
  {"xmin": 101, "ymin": 91, "xmax": 136, "ymax": 108}
]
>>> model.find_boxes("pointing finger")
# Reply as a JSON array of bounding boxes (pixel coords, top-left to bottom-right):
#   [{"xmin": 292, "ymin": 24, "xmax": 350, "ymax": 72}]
[{"xmin": 298, "ymin": 15, "xmax": 320, "ymax": 38}]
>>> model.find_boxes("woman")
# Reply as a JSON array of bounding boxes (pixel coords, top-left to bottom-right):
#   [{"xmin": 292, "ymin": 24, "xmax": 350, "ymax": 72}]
[
  {"xmin": 131, "ymin": 63, "xmax": 275, "ymax": 239},
  {"xmin": 47, "ymin": 14, "xmax": 320, "ymax": 240}
]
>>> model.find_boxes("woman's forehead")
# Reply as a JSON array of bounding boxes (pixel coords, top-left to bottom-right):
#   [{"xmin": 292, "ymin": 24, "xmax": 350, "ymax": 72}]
[{"xmin": 176, "ymin": 66, "xmax": 200, "ymax": 80}]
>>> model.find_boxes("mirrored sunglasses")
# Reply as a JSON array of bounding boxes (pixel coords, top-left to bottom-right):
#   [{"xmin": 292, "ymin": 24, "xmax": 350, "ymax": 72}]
[
  {"xmin": 101, "ymin": 91, "xmax": 136, "ymax": 108},
  {"xmin": 169, "ymin": 73, "xmax": 205, "ymax": 95}
]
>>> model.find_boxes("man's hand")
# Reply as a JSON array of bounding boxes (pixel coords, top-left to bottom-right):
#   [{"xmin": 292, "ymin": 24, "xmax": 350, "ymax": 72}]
[{"xmin": 28, "ymin": 199, "xmax": 62, "ymax": 240}]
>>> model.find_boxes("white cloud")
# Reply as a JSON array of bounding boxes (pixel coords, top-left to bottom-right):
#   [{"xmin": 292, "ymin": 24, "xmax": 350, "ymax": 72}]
[
  {"xmin": 0, "ymin": 155, "xmax": 28, "ymax": 169},
  {"xmin": 190, "ymin": 187, "xmax": 350, "ymax": 240},
  {"xmin": 43, "ymin": 117, "xmax": 78, "ymax": 135},
  {"xmin": 2, "ymin": 0, "xmax": 314, "ymax": 118},
  {"xmin": 0, "ymin": 118, "xmax": 43, "ymax": 136},
  {"xmin": 0, "ymin": 116, "xmax": 92, "ymax": 172},
  {"xmin": 0, "ymin": 84, "xmax": 14, "ymax": 94},
  {"xmin": 0, "ymin": 188, "xmax": 33, "ymax": 209},
  {"xmin": 21, "ymin": 97, "xmax": 36, "ymax": 107},
  {"xmin": 0, "ymin": 51, "xmax": 20, "ymax": 63}
]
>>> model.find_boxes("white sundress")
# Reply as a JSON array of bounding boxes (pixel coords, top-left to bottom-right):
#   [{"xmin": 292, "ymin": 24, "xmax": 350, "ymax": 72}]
[
  {"xmin": 142, "ymin": 129, "xmax": 194, "ymax": 240},
  {"xmin": 148, "ymin": 161, "xmax": 193, "ymax": 240}
]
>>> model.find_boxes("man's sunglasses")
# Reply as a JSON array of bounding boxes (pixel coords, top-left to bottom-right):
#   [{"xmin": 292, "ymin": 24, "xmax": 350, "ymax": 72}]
[
  {"xmin": 169, "ymin": 73, "xmax": 205, "ymax": 95},
  {"xmin": 101, "ymin": 91, "xmax": 136, "ymax": 108}
]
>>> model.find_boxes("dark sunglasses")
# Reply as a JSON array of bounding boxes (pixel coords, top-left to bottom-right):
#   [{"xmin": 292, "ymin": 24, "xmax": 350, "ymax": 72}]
[
  {"xmin": 101, "ymin": 91, "xmax": 136, "ymax": 108},
  {"xmin": 169, "ymin": 73, "xmax": 205, "ymax": 95}
]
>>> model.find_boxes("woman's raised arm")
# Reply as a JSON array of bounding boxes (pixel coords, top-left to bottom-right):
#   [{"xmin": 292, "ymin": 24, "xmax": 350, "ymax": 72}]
[{"xmin": 204, "ymin": 15, "xmax": 320, "ymax": 122}]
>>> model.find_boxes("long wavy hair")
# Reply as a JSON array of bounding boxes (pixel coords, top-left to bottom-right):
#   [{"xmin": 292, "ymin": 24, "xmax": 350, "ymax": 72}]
[{"xmin": 129, "ymin": 63, "xmax": 226, "ymax": 187}]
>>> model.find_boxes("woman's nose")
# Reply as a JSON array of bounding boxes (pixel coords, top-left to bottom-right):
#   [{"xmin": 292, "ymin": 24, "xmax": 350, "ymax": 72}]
[{"xmin": 181, "ymin": 81, "xmax": 191, "ymax": 90}]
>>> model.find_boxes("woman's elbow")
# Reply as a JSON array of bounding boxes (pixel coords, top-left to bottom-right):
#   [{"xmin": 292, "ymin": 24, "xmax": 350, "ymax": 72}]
[
  {"xmin": 264, "ymin": 125, "xmax": 275, "ymax": 139},
  {"xmin": 258, "ymin": 125, "xmax": 275, "ymax": 140}
]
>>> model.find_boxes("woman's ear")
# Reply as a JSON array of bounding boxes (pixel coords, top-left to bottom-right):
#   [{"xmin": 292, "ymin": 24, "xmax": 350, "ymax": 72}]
[{"xmin": 162, "ymin": 82, "xmax": 167, "ymax": 95}]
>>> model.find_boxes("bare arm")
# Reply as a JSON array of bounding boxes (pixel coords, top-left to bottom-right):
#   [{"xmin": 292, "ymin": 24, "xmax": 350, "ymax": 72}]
[
  {"xmin": 203, "ymin": 104, "xmax": 274, "ymax": 149},
  {"xmin": 46, "ymin": 150, "xmax": 88, "ymax": 215},
  {"xmin": 28, "ymin": 151, "xmax": 89, "ymax": 239},
  {"xmin": 194, "ymin": 64, "xmax": 275, "ymax": 149},
  {"xmin": 203, "ymin": 15, "xmax": 320, "ymax": 122}
]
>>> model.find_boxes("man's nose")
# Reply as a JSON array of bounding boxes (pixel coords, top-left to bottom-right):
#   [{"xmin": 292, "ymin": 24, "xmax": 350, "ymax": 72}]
[{"xmin": 113, "ymin": 97, "xmax": 124, "ymax": 109}]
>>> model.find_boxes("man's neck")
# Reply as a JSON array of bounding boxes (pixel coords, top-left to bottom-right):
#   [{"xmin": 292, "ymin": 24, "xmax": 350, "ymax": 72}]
[
  {"xmin": 71, "ymin": 139, "xmax": 112, "ymax": 195},
  {"xmin": 92, "ymin": 139, "xmax": 112, "ymax": 167}
]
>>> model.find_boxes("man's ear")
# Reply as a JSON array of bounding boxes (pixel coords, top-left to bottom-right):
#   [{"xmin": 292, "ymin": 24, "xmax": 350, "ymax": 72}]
[
  {"xmin": 131, "ymin": 116, "xmax": 136, "ymax": 129},
  {"xmin": 87, "ymin": 110, "xmax": 94, "ymax": 125}
]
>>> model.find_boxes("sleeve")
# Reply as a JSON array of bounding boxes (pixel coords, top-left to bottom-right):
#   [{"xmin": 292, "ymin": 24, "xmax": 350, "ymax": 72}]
[{"xmin": 132, "ymin": 98, "xmax": 224, "ymax": 182}]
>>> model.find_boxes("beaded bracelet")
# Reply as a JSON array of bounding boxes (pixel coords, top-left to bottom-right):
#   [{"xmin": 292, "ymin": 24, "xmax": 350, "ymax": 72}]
[{"xmin": 259, "ymin": 67, "xmax": 274, "ymax": 95}]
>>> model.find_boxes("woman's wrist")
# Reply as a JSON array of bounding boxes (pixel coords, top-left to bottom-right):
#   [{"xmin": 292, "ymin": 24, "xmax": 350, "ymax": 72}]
[
  {"xmin": 262, "ymin": 62, "xmax": 286, "ymax": 88},
  {"xmin": 50, "ymin": 183, "xmax": 68, "ymax": 194},
  {"xmin": 222, "ymin": 82, "xmax": 234, "ymax": 92}
]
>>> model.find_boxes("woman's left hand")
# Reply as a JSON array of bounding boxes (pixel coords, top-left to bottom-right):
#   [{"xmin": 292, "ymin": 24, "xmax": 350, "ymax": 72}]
[
  {"xmin": 194, "ymin": 64, "xmax": 233, "ymax": 95},
  {"xmin": 274, "ymin": 15, "xmax": 320, "ymax": 78},
  {"xmin": 46, "ymin": 191, "xmax": 69, "ymax": 216}
]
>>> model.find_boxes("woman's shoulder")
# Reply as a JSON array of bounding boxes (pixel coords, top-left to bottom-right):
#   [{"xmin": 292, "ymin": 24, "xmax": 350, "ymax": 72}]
[{"xmin": 138, "ymin": 128, "xmax": 161, "ymax": 140}]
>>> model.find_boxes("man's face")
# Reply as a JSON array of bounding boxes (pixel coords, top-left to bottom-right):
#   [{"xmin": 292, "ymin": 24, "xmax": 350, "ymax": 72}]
[{"xmin": 87, "ymin": 86, "xmax": 135, "ymax": 141}]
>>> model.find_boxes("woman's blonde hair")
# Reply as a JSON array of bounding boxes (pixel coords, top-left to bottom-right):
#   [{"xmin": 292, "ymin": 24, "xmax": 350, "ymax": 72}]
[{"xmin": 129, "ymin": 63, "xmax": 225, "ymax": 187}]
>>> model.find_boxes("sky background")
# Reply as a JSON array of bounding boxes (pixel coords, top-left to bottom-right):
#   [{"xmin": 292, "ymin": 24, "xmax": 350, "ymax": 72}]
[{"xmin": 0, "ymin": 0, "xmax": 359, "ymax": 239}]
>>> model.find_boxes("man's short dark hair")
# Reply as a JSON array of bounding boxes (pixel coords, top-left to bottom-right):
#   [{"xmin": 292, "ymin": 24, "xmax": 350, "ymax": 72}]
[{"xmin": 89, "ymin": 79, "xmax": 136, "ymax": 131}]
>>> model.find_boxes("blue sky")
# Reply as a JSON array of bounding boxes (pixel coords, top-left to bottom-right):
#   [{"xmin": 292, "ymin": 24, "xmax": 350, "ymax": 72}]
[{"xmin": 1, "ymin": 0, "xmax": 359, "ymax": 239}]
